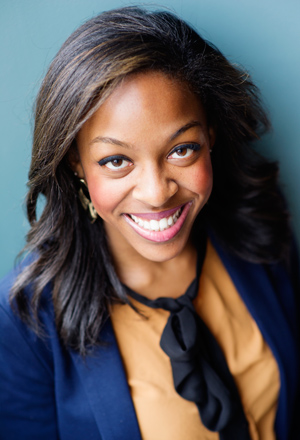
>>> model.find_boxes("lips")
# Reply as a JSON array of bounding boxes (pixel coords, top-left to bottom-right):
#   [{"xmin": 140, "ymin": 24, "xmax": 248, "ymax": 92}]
[{"xmin": 123, "ymin": 202, "xmax": 192, "ymax": 242}]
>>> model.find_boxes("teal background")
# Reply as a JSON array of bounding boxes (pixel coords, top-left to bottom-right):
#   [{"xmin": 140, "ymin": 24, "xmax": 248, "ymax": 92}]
[{"xmin": 1, "ymin": 0, "xmax": 300, "ymax": 277}]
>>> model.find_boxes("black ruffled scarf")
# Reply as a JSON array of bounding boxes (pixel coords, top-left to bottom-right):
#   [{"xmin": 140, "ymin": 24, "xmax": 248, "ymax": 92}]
[{"xmin": 124, "ymin": 233, "xmax": 251, "ymax": 440}]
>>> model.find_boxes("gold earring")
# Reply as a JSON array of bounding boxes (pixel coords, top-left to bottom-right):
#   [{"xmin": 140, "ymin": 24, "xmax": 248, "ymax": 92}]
[{"xmin": 77, "ymin": 178, "xmax": 98, "ymax": 223}]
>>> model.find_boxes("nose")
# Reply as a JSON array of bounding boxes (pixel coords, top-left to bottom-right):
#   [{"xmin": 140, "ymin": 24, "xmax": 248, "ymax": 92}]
[{"xmin": 132, "ymin": 165, "xmax": 178, "ymax": 207}]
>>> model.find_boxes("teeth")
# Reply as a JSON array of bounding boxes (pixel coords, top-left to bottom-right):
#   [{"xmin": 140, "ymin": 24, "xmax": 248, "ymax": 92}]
[
  {"xmin": 159, "ymin": 218, "xmax": 168, "ymax": 231},
  {"xmin": 149, "ymin": 219, "xmax": 159, "ymax": 231},
  {"xmin": 167, "ymin": 216, "xmax": 174, "ymax": 226},
  {"xmin": 129, "ymin": 208, "xmax": 182, "ymax": 232}
]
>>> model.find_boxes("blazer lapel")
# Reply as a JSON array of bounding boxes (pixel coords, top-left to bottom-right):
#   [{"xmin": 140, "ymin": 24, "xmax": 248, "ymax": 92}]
[
  {"xmin": 211, "ymin": 234, "xmax": 299, "ymax": 439},
  {"xmin": 70, "ymin": 319, "xmax": 141, "ymax": 440}
]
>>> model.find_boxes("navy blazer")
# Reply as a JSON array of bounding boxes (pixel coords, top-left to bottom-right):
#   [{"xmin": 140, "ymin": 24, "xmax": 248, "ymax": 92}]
[{"xmin": 0, "ymin": 237, "xmax": 299, "ymax": 440}]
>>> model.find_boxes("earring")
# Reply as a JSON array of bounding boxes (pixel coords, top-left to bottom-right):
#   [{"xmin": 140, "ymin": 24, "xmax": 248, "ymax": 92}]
[
  {"xmin": 209, "ymin": 149, "xmax": 213, "ymax": 154},
  {"xmin": 77, "ymin": 177, "xmax": 98, "ymax": 223}
]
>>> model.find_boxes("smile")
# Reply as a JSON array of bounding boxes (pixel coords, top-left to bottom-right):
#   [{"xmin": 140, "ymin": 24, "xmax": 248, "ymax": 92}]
[
  {"xmin": 130, "ymin": 207, "xmax": 182, "ymax": 232},
  {"xmin": 123, "ymin": 202, "xmax": 192, "ymax": 243}
]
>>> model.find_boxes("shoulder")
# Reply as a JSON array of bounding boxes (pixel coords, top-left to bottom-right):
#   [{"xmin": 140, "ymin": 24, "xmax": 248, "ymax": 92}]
[
  {"xmin": 0, "ymin": 256, "xmax": 56, "ymax": 372},
  {"xmin": 208, "ymin": 229, "xmax": 299, "ymax": 284},
  {"xmin": 0, "ymin": 253, "xmax": 38, "ymax": 307},
  {"xmin": 0, "ymin": 260, "xmax": 23, "ymax": 310},
  {"xmin": 208, "ymin": 230, "xmax": 300, "ymax": 322},
  {"xmin": 0, "ymin": 257, "xmax": 31, "ymax": 329},
  {"xmin": 0, "ymin": 254, "xmax": 53, "ymax": 321},
  {"xmin": 0, "ymin": 259, "xmax": 61, "ymax": 437}
]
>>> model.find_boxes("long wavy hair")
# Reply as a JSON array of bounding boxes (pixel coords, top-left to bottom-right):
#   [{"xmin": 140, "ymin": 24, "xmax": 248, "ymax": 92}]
[{"xmin": 11, "ymin": 6, "xmax": 290, "ymax": 354}]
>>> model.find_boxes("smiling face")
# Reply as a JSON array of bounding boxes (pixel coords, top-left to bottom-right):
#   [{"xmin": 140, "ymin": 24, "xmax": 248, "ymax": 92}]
[{"xmin": 73, "ymin": 71, "xmax": 214, "ymax": 263}]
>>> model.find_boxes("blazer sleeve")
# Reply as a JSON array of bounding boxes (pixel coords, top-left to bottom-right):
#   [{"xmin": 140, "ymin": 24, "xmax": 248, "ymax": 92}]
[
  {"xmin": 288, "ymin": 237, "xmax": 300, "ymax": 439},
  {"xmin": 0, "ymin": 272, "xmax": 59, "ymax": 440}
]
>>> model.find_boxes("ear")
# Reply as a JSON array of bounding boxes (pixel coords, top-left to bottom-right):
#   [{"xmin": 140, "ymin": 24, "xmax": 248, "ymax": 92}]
[{"xmin": 68, "ymin": 143, "xmax": 85, "ymax": 178}]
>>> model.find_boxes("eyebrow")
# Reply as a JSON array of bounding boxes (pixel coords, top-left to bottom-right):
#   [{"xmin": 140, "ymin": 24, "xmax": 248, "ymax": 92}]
[
  {"xmin": 169, "ymin": 121, "xmax": 203, "ymax": 141},
  {"xmin": 89, "ymin": 120, "xmax": 203, "ymax": 149}
]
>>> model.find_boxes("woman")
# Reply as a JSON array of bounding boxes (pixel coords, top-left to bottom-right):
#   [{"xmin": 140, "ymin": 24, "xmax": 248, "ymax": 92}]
[{"xmin": 0, "ymin": 6, "xmax": 299, "ymax": 440}]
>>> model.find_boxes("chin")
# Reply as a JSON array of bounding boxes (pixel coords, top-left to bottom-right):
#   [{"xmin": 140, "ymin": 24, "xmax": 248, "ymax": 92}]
[{"xmin": 129, "ymin": 230, "xmax": 192, "ymax": 262}]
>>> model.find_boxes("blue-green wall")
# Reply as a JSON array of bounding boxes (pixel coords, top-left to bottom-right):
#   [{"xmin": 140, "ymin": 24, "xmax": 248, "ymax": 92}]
[{"xmin": 1, "ymin": 0, "xmax": 300, "ymax": 277}]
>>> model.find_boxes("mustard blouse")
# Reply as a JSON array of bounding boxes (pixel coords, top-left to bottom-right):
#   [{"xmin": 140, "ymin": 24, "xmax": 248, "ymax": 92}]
[{"xmin": 110, "ymin": 240, "xmax": 280, "ymax": 440}]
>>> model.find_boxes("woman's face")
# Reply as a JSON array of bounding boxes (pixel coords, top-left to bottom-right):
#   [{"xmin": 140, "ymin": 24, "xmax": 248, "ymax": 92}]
[{"xmin": 74, "ymin": 71, "xmax": 214, "ymax": 263}]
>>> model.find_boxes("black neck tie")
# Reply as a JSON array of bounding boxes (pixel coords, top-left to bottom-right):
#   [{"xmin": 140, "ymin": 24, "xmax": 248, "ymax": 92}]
[{"xmin": 124, "ymin": 234, "xmax": 251, "ymax": 440}]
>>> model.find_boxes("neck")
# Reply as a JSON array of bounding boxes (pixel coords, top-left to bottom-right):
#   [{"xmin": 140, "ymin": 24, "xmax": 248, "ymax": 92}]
[{"xmin": 107, "ymin": 235, "xmax": 197, "ymax": 300}]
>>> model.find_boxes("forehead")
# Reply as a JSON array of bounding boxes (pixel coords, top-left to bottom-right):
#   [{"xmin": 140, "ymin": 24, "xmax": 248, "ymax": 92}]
[{"xmin": 77, "ymin": 71, "xmax": 208, "ymax": 146}]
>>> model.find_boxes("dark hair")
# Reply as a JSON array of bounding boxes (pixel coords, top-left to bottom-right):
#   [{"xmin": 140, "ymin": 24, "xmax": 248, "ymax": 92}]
[{"xmin": 11, "ymin": 6, "xmax": 290, "ymax": 354}]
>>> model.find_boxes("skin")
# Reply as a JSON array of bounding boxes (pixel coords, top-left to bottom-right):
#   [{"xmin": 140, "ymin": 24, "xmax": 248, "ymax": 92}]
[{"xmin": 73, "ymin": 71, "xmax": 215, "ymax": 299}]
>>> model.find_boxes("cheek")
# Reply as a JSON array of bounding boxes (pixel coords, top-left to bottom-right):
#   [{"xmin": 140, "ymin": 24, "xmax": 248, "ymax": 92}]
[
  {"xmin": 87, "ymin": 179, "xmax": 125, "ymax": 219},
  {"xmin": 187, "ymin": 159, "xmax": 213, "ymax": 197}
]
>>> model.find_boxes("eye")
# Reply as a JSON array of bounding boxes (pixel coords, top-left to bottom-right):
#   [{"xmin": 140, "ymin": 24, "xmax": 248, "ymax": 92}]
[
  {"xmin": 98, "ymin": 155, "xmax": 132, "ymax": 170},
  {"xmin": 168, "ymin": 143, "xmax": 201, "ymax": 160},
  {"xmin": 105, "ymin": 159, "xmax": 130, "ymax": 170}
]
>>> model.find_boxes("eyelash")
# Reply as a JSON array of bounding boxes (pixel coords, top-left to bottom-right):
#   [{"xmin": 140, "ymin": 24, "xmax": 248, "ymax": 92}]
[
  {"xmin": 168, "ymin": 143, "xmax": 201, "ymax": 159},
  {"xmin": 98, "ymin": 155, "xmax": 132, "ymax": 170},
  {"xmin": 98, "ymin": 143, "xmax": 201, "ymax": 170}
]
